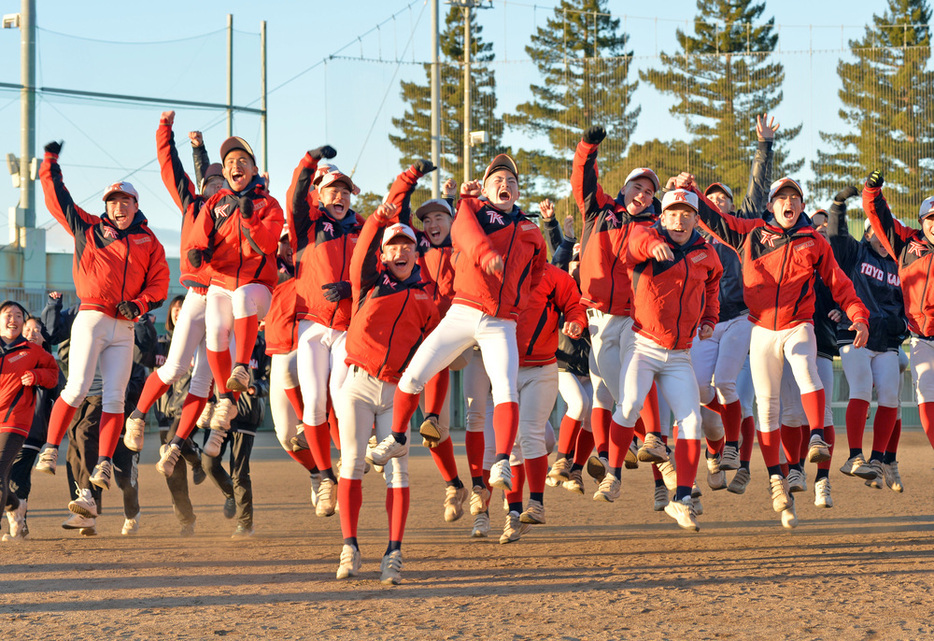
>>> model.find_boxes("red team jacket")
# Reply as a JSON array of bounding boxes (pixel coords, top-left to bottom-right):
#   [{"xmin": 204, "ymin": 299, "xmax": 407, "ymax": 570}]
[
  {"xmin": 264, "ymin": 278, "xmax": 301, "ymax": 355},
  {"xmin": 0, "ymin": 337, "xmax": 59, "ymax": 437},
  {"xmin": 187, "ymin": 176, "xmax": 284, "ymax": 292},
  {"xmin": 517, "ymin": 263, "xmax": 587, "ymax": 366},
  {"xmin": 864, "ymin": 185, "xmax": 934, "ymax": 337},
  {"xmin": 156, "ymin": 119, "xmax": 210, "ymax": 291},
  {"xmin": 627, "ymin": 225, "xmax": 722, "ymax": 350},
  {"xmin": 40, "ymin": 152, "xmax": 170, "ymax": 317},
  {"xmin": 694, "ymin": 190, "xmax": 869, "ymax": 331},
  {"xmin": 344, "ymin": 214, "xmax": 439, "ymax": 384},
  {"xmin": 573, "ymin": 140, "xmax": 658, "ymax": 317},
  {"xmin": 451, "ymin": 195, "xmax": 546, "ymax": 320},
  {"xmin": 287, "ymin": 153, "xmax": 364, "ymax": 331}
]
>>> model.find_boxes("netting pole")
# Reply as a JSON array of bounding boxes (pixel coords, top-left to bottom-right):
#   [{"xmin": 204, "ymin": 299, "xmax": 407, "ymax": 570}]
[
  {"xmin": 260, "ymin": 20, "xmax": 268, "ymax": 172},
  {"xmin": 226, "ymin": 14, "xmax": 233, "ymax": 137},
  {"xmin": 431, "ymin": 0, "xmax": 440, "ymax": 197}
]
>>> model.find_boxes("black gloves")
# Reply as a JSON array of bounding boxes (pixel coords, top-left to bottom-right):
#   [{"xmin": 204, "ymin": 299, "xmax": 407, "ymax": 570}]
[
  {"xmin": 309, "ymin": 145, "xmax": 337, "ymax": 161},
  {"xmin": 238, "ymin": 196, "xmax": 253, "ymax": 220},
  {"xmin": 867, "ymin": 170, "xmax": 884, "ymax": 189},
  {"xmin": 414, "ymin": 159, "xmax": 437, "ymax": 174},
  {"xmin": 117, "ymin": 301, "xmax": 140, "ymax": 320},
  {"xmin": 833, "ymin": 185, "xmax": 859, "ymax": 203},
  {"xmin": 44, "ymin": 140, "xmax": 63, "ymax": 155},
  {"xmin": 321, "ymin": 281, "xmax": 352, "ymax": 303},
  {"xmin": 187, "ymin": 248, "xmax": 207, "ymax": 268},
  {"xmin": 583, "ymin": 126, "xmax": 606, "ymax": 145}
]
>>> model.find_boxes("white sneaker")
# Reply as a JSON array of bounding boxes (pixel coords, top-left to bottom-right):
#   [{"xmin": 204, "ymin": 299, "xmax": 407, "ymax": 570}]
[
  {"xmin": 499, "ymin": 510, "xmax": 530, "ymax": 544},
  {"xmin": 35, "ymin": 444, "xmax": 58, "ymax": 475},
  {"xmin": 336, "ymin": 544, "xmax": 361, "ymax": 579},
  {"xmin": 203, "ymin": 429, "xmax": 226, "ymax": 458},
  {"xmin": 123, "ymin": 416, "xmax": 146, "ymax": 452},
  {"xmin": 592, "ymin": 473, "xmax": 621, "ymax": 503},
  {"xmin": 728, "ymin": 468, "xmax": 750, "ymax": 494},
  {"xmin": 883, "ymin": 461, "xmax": 904, "ymax": 493},
  {"xmin": 68, "ymin": 487, "xmax": 99, "ymax": 518},
  {"xmin": 653, "ymin": 485, "xmax": 669, "ymax": 511},
  {"xmin": 638, "ymin": 433, "xmax": 669, "ymax": 463},
  {"xmin": 655, "ymin": 459, "xmax": 678, "ymax": 491},
  {"xmin": 122, "ymin": 515, "xmax": 140, "ymax": 536},
  {"xmin": 210, "ymin": 397, "xmax": 238, "ymax": 431},
  {"xmin": 418, "ymin": 415, "xmax": 442, "ymax": 445},
  {"xmin": 5, "ymin": 499, "xmax": 27, "ymax": 540},
  {"xmin": 310, "ymin": 472, "xmax": 321, "ymax": 509},
  {"xmin": 62, "ymin": 514, "xmax": 95, "ymax": 530},
  {"xmin": 365, "ymin": 434, "xmax": 407, "ymax": 466},
  {"xmin": 624, "ymin": 440, "xmax": 640, "ymax": 469},
  {"xmin": 547, "ymin": 457, "xmax": 571, "ymax": 484},
  {"xmin": 89, "ymin": 460, "xmax": 113, "ymax": 491},
  {"xmin": 471, "ymin": 512, "xmax": 490, "ymax": 538},
  {"xmin": 781, "ymin": 498, "xmax": 798, "ymax": 529},
  {"xmin": 664, "ymin": 496, "xmax": 699, "ymax": 531},
  {"xmin": 316, "ymin": 477, "xmax": 337, "ymax": 517},
  {"xmin": 720, "ymin": 444, "xmax": 740, "ymax": 471},
  {"xmin": 380, "ymin": 550, "xmax": 403, "ymax": 585},
  {"xmin": 563, "ymin": 469, "xmax": 585, "ymax": 495},
  {"xmin": 469, "ymin": 485, "xmax": 490, "ymax": 515},
  {"xmin": 807, "ymin": 434, "xmax": 831, "ymax": 463},
  {"xmin": 769, "ymin": 474, "xmax": 791, "ymax": 512},
  {"xmin": 706, "ymin": 454, "xmax": 727, "ymax": 490},
  {"xmin": 586, "ymin": 455, "xmax": 608, "ymax": 482},
  {"xmin": 865, "ymin": 460, "xmax": 884, "ymax": 489},
  {"xmin": 156, "ymin": 443, "xmax": 182, "ymax": 477},
  {"xmin": 443, "ymin": 485, "xmax": 469, "ymax": 523},
  {"xmin": 489, "ymin": 459, "xmax": 513, "ymax": 491},
  {"xmin": 519, "ymin": 499, "xmax": 545, "ymax": 524},
  {"xmin": 814, "ymin": 477, "xmax": 833, "ymax": 508},
  {"xmin": 786, "ymin": 468, "xmax": 806, "ymax": 493},
  {"xmin": 226, "ymin": 364, "xmax": 252, "ymax": 392},
  {"xmin": 840, "ymin": 454, "xmax": 875, "ymax": 479},
  {"xmin": 196, "ymin": 400, "xmax": 215, "ymax": 430}
]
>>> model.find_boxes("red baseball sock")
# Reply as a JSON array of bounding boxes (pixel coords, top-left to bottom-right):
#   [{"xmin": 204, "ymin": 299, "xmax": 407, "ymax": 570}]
[
  {"xmin": 46, "ymin": 398, "xmax": 79, "ymax": 446},
  {"xmin": 721, "ymin": 400, "xmax": 743, "ymax": 443},
  {"xmin": 525, "ymin": 455, "xmax": 548, "ymax": 495},
  {"xmin": 233, "ymin": 315, "xmax": 258, "ymax": 365},
  {"xmin": 136, "ymin": 372, "xmax": 171, "ymax": 414},
  {"xmin": 817, "ymin": 424, "xmax": 835, "ymax": 471},
  {"xmin": 424, "ymin": 369, "xmax": 449, "ymax": 416},
  {"xmin": 780, "ymin": 424, "xmax": 802, "ymax": 468},
  {"xmin": 339, "ymin": 478, "xmax": 363, "ymax": 540},
  {"xmin": 800, "ymin": 389, "xmax": 826, "ymax": 440},
  {"xmin": 845, "ymin": 398, "xmax": 871, "ymax": 451},
  {"xmin": 887, "ymin": 419, "xmax": 902, "ymax": 453},
  {"xmin": 328, "ymin": 406, "xmax": 341, "ymax": 450},
  {"xmin": 922, "ymin": 403, "xmax": 934, "ymax": 450},
  {"xmin": 633, "ymin": 417, "xmax": 646, "ymax": 442},
  {"xmin": 429, "ymin": 436, "xmax": 459, "ymax": 482},
  {"xmin": 757, "ymin": 429, "xmax": 782, "ymax": 469},
  {"xmin": 287, "ymin": 448, "xmax": 317, "ymax": 471},
  {"xmin": 573, "ymin": 429, "xmax": 594, "ymax": 466},
  {"xmin": 482, "ymin": 469, "xmax": 492, "ymax": 497},
  {"xmin": 492, "ymin": 402, "xmax": 519, "ymax": 457},
  {"xmin": 99, "ymin": 411, "xmax": 124, "ymax": 458},
  {"xmin": 591, "ymin": 407, "xmax": 611, "ymax": 455},
  {"xmin": 505, "ymin": 464, "xmax": 525, "ymax": 504},
  {"xmin": 305, "ymin": 421, "xmax": 333, "ymax": 471},
  {"xmin": 871, "ymin": 405, "xmax": 899, "ymax": 455},
  {"xmin": 386, "ymin": 487, "xmax": 410, "ymax": 542},
  {"xmin": 639, "ymin": 384, "xmax": 661, "ymax": 435},
  {"xmin": 175, "ymin": 394, "xmax": 208, "ymax": 441},
  {"xmin": 608, "ymin": 419, "xmax": 635, "ymax": 471},
  {"xmin": 706, "ymin": 436, "xmax": 724, "ymax": 457},
  {"xmin": 465, "ymin": 431, "xmax": 485, "ymax": 479},
  {"xmin": 284, "ymin": 386, "xmax": 304, "ymax": 418},
  {"xmin": 674, "ymin": 438, "xmax": 701, "ymax": 493},
  {"xmin": 740, "ymin": 415, "xmax": 755, "ymax": 461},
  {"xmin": 798, "ymin": 425, "xmax": 810, "ymax": 465},
  {"xmin": 207, "ymin": 349, "xmax": 233, "ymax": 394},
  {"xmin": 556, "ymin": 415, "xmax": 583, "ymax": 458},
  {"xmin": 391, "ymin": 389, "xmax": 421, "ymax": 436},
  {"xmin": 703, "ymin": 396, "xmax": 724, "ymax": 414}
]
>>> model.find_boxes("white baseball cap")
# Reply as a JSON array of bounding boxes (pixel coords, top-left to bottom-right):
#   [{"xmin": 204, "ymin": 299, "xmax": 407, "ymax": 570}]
[
  {"xmin": 919, "ymin": 196, "xmax": 934, "ymax": 220},
  {"xmin": 381, "ymin": 222, "xmax": 417, "ymax": 248},
  {"xmin": 768, "ymin": 177, "xmax": 804, "ymax": 201},
  {"xmin": 705, "ymin": 182, "xmax": 734, "ymax": 200},
  {"xmin": 661, "ymin": 189, "xmax": 699, "ymax": 213},
  {"xmin": 624, "ymin": 167, "xmax": 659, "ymax": 192},
  {"xmin": 102, "ymin": 181, "xmax": 139, "ymax": 202}
]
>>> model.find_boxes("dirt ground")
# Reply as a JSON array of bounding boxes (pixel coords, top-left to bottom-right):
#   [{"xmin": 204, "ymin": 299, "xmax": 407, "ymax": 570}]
[{"xmin": 3, "ymin": 431, "xmax": 934, "ymax": 640}]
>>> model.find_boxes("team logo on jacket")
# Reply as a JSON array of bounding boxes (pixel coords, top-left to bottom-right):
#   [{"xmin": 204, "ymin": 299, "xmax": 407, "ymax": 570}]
[
  {"xmin": 604, "ymin": 211, "xmax": 619, "ymax": 227},
  {"xmin": 102, "ymin": 226, "xmax": 117, "ymax": 240},
  {"xmin": 487, "ymin": 210, "xmax": 504, "ymax": 226},
  {"xmin": 761, "ymin": 230, "xmax": 779, "ymax": 248},
  {"xmin": 322, "ymin": 221, "xmax": 334, "ymax": 237},
  {"xmin": 381, "ymin": 274, "xmax": 398, "ymax": 290},
  {"xmin": 691, "ymin": 252, "xmax": 707, "ymax": 263},
  {"xmin": 133, "ymin": 236, "xmax": 150, "ymax": 245},
  {"xmin": 215, "ymin": 203, "xmax": 231, "ymax": 218},
  {"xmin": 521, "ymin": 221, "xmax": 538, "ymax": 232},
  {"xmin": 797, "ymin": 240, "xmax": 814, "ymax": 251},
  {"xmin": 7, "ymin": 351, "xmax": 26, "ymax": 363},
  {"xmin": 909, "ymin": 240, "xmax": 927, "ymax": 257}
]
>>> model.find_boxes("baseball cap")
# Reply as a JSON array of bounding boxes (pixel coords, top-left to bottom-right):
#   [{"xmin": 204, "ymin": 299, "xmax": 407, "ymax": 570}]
[
  {"xmin": 318, "ymin": 170, "xmax": 358, "ymax": 195},
  {"xmin": 768, "ymin": 176, "xmax": 804, "ymax": 201},
  {"xmin": 623, "ymin": 167, "xmax": 660, "ymax": 192},
  {"xmin": 918, "ymin": 196, "xmax": 934, "ymax": 220},
  {"xmin": 219, "ymin": 136, "xmax": 256, "ymax": 164},
  {"xmin": 381, "ymin": 222, "xmax": 417, "ymax": 248},
  {"xmin": 704, "ymin": 182, "xmax": 734, "ymax": 200},
  {"xmin": 482, "ymin": 154, "xmax": 518, "ymax": 183},
  {"xmin": 201, "ymin": 163, "xmax": 223, "ymax": 191},
  {"xmin": 102, "ymin": 181, "xmax": 139, "ymax": 202},
  {"xmin": 661, "ymin": 189, "xmax": 699, "ymax": 213},
  {"xmin": 415, "ymin": 199, "xmax": 454, "ymax": 221}
]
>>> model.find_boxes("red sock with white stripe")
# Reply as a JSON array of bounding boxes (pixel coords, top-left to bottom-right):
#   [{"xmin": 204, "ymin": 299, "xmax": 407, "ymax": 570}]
[
  {"xmin": 339, "ymin": 478, "xmax": 363, "ymax": 540},
  {"xmin": 46, "ymin": 398, "xmax": 79, "ymax": 446}
]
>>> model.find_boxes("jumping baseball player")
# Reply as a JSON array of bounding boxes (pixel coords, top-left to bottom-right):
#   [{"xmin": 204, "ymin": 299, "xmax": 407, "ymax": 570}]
[{"xmin": 35, "ymin": 141, "xmax": 170, "ymax": 490}]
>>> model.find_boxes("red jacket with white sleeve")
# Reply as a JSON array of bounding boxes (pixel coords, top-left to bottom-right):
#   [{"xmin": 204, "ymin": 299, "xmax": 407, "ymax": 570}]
[
  {"xmin": 517, "ymin": 263, "xmax": 588, "ymax": 366},
  {"xmin": 451, "ymin": 196, "xmax": 545, "ymax": 320},
  {"xmin": 0, "ymin": 337, "xmax": 59, "ymax": 437},
  {"xmin": 40, "ymin": 152, "xmax": 170, "ymax": 318},
  {"xmin": 627, "ymin": 225, "xmax": 722, "ymax": 350},
  {"xmin": 694, "ymin": 189, "xmax": 869, "ymax": 331}
]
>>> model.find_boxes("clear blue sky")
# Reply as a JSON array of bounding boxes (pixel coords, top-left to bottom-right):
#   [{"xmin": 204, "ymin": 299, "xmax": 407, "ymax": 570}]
[{"xmin": 0, "ymin": 0, "xmax": 899, "ymax": 254}]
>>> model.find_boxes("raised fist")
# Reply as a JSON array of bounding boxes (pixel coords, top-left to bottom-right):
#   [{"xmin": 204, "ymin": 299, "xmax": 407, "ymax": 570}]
[
  {"xmin": 833, "ymin": 186, "xmax": 859, "ymax": 203},
  {"xmin": 161, "ymin": 111, "xmax": 176, "ymax": 125},
  {"xmin": 44, "ymin": 140, "xmax": 63, "ymax": 156},
  {"xmin": 414, "ymin": 159, "xmax": 437, "ymax": 175},
  {"xmin": 238, "ymin": 196, "xmax": 254, "ymax": 219},
  {"xmin": 582, "ymin": 126, "xmax": 606, "ymax": 145},
  {"xmin": 309, "ymin": 145, "xmax": 337, "ymax": 161},
  {"xmin": 867, "ymin": 170, "xmax": 884, "ymax": 189}
]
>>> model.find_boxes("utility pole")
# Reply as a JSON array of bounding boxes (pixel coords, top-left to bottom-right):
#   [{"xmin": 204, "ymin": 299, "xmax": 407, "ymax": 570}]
[
  {"xmin": 260, "ymin": 20, "xmax": 268, "ymax": 172},
  {"xmin": 226, "ymin": 14, "xmax": 234, "ymax": 137},
  {"xmin": 447, "ymin": 1, "xmax": 490, "ymax": 184},
  {"xmin": 430, "ymin": 0, "xmax": 440, "ymax": 198}
]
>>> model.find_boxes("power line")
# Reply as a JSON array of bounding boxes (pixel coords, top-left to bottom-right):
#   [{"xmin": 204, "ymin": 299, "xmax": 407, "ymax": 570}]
[{"xmin": 36, "ymin": 26, "xmax": 226, "ymax": 46}]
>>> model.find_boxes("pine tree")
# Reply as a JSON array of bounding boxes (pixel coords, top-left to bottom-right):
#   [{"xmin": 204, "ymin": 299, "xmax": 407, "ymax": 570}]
[
  {"xmin": 388, "ymin": 6, "xmax": 505, "ymax": 205},
  {"xmin": 811, "ymin": 0, "xmax": 934, "ymax": 215},
  {"xmin": 507, "ymin": 0, "xmax": 639, "ymax": 206},
  {"xmin": 640, "ymin": 0, "xmax": 801, "ymax": 192}
]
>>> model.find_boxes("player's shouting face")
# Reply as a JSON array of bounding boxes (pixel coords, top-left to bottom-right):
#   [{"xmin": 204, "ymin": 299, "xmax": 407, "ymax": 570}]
[
  {"xmin": 661, "ymin": 204, "xmax": 698, "ymax": 246},
  {"xmin": 482, "ymin": 170, "xmax": 519, "ymax": 212},
  {"xmin": 223, "ymin": 150, "xmax": 258, "ymax": 193},
  {"xmin": 623, "ymin": 177, "xmax": 655, "ymax": 216},
  {"xmin": 105, "ymin": 193, "xmax": 138, "ymax": 230},
  {"xmin": 381, "ymin": 237, "xmax": 417, "ymax": 281},
  {"xmin": 0, "ymin": 303, "xmax": 25, "ymax": 343},
  {"xmin": 422, "ymin": 211, "xmax": 452, "ymax": 247},
  {"xmin": 320, "ymin": 184, "xmax": 353, "ymax": 220},
  {"xmin": 768, "ymin": 186, "xmax": 805, "ymax": 230}
]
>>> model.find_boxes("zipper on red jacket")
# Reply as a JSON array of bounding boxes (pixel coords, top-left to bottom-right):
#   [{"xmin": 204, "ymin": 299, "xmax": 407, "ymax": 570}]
[
  {"xmin": 236, "ymin": 204, "xmax": 245, "ymax": 287},
  {"xmin": 120, "ymin": 231, "xmax": 130, "ymax": 307},
  {"xmin": 494, "ymin": 218, "xmax": 520, "ymax": 317},
  {"xmin": 377, "ymin": 290, "xmax": 411, "ymax": 378},
  {"xmin": 772, "ymin": 240, "xmax": 790, "ymax": 331},
  {"xmin": 328, "ymin": 233, "xmax": 350, "ymax": 328},
  {"xmin": 673, "ymin": 251, "xmax": 688, "ymax": 347}
]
